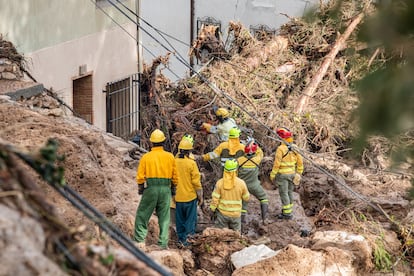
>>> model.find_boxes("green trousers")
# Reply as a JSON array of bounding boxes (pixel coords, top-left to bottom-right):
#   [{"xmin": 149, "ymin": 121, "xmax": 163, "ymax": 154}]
[
  {"xmin": 241, "ymin": 180, "xmax": 268, "ymax": 211},
  {"xmin": 215, "ymin": 210, "xmax": 241, "ymax": 232},
  {"xmin": 239, "ymin": 168, "xmax": 268, "ymax": 212},
  {"xmin": 276, "ymin": 173, "xmax": 294, "ymax": 215},
  {"xmin": 133, "ymin": 184, "xmax": 171, "ymax": 248}
]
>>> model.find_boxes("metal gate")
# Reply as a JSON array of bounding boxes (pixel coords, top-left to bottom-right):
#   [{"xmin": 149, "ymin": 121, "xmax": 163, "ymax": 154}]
[{"xmin": 105, "ymin": 73, "xmax": 140, "ymax": 140}]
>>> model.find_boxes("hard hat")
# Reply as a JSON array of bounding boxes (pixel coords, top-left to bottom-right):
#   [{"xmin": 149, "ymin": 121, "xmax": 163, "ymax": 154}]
[
  {"xmin": 245, "ymin": 140, "xmax": 258, "ymax": 155},
  {"xmin": 150, "ymin": 129, "xmax": 166, "ymax": 143},
  {"xmin": 229, "ymin": 127, "xmax": 241, "ymax": 139},
  {"xmin": 276, "ymin": 127, "xmax": 292, "ymax": 139},
  {"xmin": 224, "ymin": 158, "xmax": 238, "ymax": 172},
  {"xmin": 215, "ymin": 108, "xmax": 229, "ymax": 119},
  {"xmin": 182, "ymin": 133, "xmax": 194, "ymax": 145},
  {"xmin": 178, "ymin": 139, "xmax": 193, "ymax": 150}
]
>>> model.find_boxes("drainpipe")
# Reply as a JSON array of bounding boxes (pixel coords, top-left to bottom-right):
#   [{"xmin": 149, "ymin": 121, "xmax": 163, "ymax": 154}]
[
  {"xmin": 136, "ymin": 0, "xmax": 143, "ymax": 137},
  {"xmin": 190, "ymin": 0, "xmax": 194, "ymax": 69},
  {"xmin": 136, "ymin": 0, "xmax": 143, "ymax": 74}
]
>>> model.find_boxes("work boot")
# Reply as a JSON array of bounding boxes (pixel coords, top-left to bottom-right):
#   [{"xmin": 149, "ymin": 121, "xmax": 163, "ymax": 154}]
[
  {"xmin": 241, "ymin": 213, "xmax": 247, "ymax": 234},
  {"xmin": 277, "ymin": 213, "xmax": 293, "ymax": 220},
  {"xmin": 241, "ymin": 213, "xmax": 246, "ymax": 223},
  {"xmin": 260, "ymin": 203, "xmax": 268, "ymax": 222}
]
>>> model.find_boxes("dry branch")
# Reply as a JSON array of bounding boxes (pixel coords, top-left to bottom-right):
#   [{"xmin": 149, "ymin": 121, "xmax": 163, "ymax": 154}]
[{"xmin": 294, "ymin": 12, "xmax": 364, "ymax": 114}]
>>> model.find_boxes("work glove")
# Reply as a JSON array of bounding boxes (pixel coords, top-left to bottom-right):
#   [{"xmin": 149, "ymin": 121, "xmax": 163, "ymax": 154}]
[
  {"xmin": 201, "ymin": 122, "xmax": 212, "ymax": 132},
  {"xmin": 269, "ymin": 171, "xmax": 277, "ymax": 182},
  {"xmin": 171, "ymin": 185, "xmax": 177, "ymax": 197},
  {"xmin": 293, "ymin": 173, "xmax": 301, "ymax": 186},
  {"xmin": 196, "ymin": 190, "xmax": 203, "ymax": 206},
  {"xmin": 138, "ymin": 184, "xmax": 146, "ymax": 195},
  {"xmin": 210, "ymin": 209, "xmax": 218, "ymax": 222}
]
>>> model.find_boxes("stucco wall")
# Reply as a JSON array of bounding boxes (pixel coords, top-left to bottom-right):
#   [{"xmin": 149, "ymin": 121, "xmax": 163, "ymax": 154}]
[
  {"xmin": 140, "ymin": 0, "xmax": 321, "ymax": 81},
  {"xmin": 0, "ymin": 0, "xmax": 135, "ymax": 53},
  {"xmin": 140, "ymin": 0, "xmax": 191, "ymax": 81},
  {"xmin": 0, "ymin": 0, "xmax": 139, "ymax": 131},
  {"xmin": 27, "ymin": 23, "xmax": 138, "ymax": 130}
]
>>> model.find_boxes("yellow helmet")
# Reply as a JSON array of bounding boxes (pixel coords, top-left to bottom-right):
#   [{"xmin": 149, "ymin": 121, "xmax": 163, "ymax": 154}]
[
  {"xmin": 182, "ymin": 134, "xmax": 194, "ymax": 145},
  {"xmin": 215, "ymin": 108, "xmax": 229, "ymax": 119},
  {"xmin": 150, "ymin": 129, "xmax": 166, "ymax": 143},
  {"xmin": 178, "ymin": 139, "xmax": 193, "ymax": 150},
  {"xmin": 224, "ymin": 159, "xmax": 238, "ymax": 172},
  {"xmin": 229, "ymin": 127, "xmax": 241, "ymax": 139}
]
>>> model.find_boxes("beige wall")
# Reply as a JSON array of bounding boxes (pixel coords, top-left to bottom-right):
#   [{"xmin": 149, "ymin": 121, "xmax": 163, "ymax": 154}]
[
  {"xmin": 0, "ymin": 0, "xmax": 139, "ymax": 132},
  {"xmin": 27, "ymin": 23, "xmax": 138, "ymax": 130}
]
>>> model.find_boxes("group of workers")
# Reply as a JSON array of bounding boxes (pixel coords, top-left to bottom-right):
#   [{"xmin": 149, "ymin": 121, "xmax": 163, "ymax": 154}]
[{"xmin": 133, "ymin": 107, "xmax": 304, "ymax": 249}]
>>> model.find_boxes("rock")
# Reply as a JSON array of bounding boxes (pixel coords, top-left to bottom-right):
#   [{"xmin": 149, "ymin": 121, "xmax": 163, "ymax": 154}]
[
  {"xmin": 233, "ymin": 244, "xmax": 359, "ymax": 276},
  {"xmin": 311, "ymin": 230, "xmax": 373, "ymax": 271},
  {"xmin": 231, "ymin": 244, "xmax": 278, "ymax": 269},
  {"xmin": 148, "ymin": 250, "xmax": 184, "ymax": 276},
  {"xmin": 0, "ymin": 205, "xmax": 66, "ymax": 276}
]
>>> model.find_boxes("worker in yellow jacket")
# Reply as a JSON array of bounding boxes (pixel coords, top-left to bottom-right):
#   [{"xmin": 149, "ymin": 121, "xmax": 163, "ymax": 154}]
[
  {"xmin": 134, "ymin": 129, "xmax": 179, "ymax": 249},
  {"xmin": 210, "ymin": 159, "xmax": 250, "ymax": 232},
  {"xmin": 201, "ymin": 126, "xmax": 245, "ymax": 167},
  {"xmin": 269, "ymin": 127, "xmax": 304, "ymax": 220},
  {"xmin": 171, "ymin": 134, "xmax": 196, "ymax": 226},
  {"xmin": 175, "ymin": 138, "xmax": 203, "ymax": 247}
]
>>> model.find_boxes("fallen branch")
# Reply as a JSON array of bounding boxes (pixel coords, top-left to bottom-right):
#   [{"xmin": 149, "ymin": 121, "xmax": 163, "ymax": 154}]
[{"xmin": 294, "ymin": 12, "xmax": 365, "ymax": 114}]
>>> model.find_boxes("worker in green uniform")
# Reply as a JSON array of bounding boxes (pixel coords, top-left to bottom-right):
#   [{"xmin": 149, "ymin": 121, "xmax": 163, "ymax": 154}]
[
  {"xmin": 200, "ymin": 126, "xmax": 245, "ymax": 167},
  {"xmin": 133, "ymin": 129, "xmax": 179, "ymax": 249},
  {"xmin": 269, "ymin": 127, "xmax": 304, "ymax": 220},
  {"xmin": 238, "ymin": 139, "xmax": 269, "ymax": 227}
]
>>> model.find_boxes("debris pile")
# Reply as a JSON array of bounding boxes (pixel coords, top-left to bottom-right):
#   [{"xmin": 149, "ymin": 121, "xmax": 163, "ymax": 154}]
[{"xmin": 0, "ymin": 0, "xmax": 413, "ymax": 274}]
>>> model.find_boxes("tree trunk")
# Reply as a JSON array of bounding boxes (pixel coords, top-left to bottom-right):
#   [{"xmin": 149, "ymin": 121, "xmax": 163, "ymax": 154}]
[{"xmin": 294, "ymin": 12, "xmax": 364, "ymax": 114}]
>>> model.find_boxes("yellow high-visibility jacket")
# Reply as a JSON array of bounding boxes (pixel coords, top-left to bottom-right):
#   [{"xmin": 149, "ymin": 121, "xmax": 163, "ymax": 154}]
[
  {"xmin": 210, "ymin": 171, "xmax": 250, "ymax": 218},
  {"xmin": 271, "ymin": 144, "xmax": 304, "ymax": 175},
  {"xmin": 202, "ymin": 138, "xmax": 245, "ymax": 166},
  {"xmin": 136, "ymin": 146, "xmax": 179, "ymax": 186},
  {"xmin": 175, "ymin": 155, "xmax": 202, "ymax": 202}
]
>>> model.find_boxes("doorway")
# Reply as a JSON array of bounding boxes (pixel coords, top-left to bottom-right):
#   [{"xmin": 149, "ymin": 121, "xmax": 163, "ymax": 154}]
[{"xmin": 73, "ymin": 74, "xmax": 93, "ymax": 124}]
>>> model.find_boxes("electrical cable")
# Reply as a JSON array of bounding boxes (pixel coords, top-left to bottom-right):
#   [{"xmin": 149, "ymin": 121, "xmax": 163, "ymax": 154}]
[
  {"xmin": 105, "ymin": 0, "xmax": 191, "ymax": 71},
  {"xmin": 11, "ymin": 148, "xmax": 173, "ymax": 276},
  {"xmin": 114, "ymin": 0, "xmax": 192, "ymax": 70},
  {"xmin": 90, "ymin": 0, "xmax": 181, "ymax": 79},
  {"xmin": 114, "ymin": 0, "xmax": 189, "ymax": 47}
]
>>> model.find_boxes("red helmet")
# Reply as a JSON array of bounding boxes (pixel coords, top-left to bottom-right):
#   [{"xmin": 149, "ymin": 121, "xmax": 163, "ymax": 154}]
[
  {"xmin": 276, "ymin": 127, "xmax": 292, "ymax": 139},
  {"xmin": 245, "ymin": 141, "xmax": 258, "ymax": 155}
]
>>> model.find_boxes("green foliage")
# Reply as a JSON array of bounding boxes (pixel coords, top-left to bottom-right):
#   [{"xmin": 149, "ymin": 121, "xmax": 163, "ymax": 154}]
[
  {"xmin": 204, "ymin": 243, "xmax": 212, "ymax": 253},
  {"xmin": 34, "ymin": 139, "xmax": 66, "ymax": 186},
  {"xmin": 99, "ymin": 253, "xmax": 115, "ymax": 266},
  {"xmin": 373, "ymin": 238, "xmax": 393, "ymax": 272},
  {"xmin": 352, "ymin": 0, "xmax": 414, "ymax": 197}
]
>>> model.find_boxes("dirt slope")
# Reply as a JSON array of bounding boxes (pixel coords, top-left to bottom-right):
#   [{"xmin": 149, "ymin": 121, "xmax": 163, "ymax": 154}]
[{"xmin": 0, "ymin": 95, "xmax": 138, "ymax": 236}]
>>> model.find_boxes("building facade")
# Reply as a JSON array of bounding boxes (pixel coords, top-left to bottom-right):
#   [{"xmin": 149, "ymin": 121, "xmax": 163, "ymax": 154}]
[{"xmin": 0, "ymin": 0, "xmax": 139, "ymax": 131}]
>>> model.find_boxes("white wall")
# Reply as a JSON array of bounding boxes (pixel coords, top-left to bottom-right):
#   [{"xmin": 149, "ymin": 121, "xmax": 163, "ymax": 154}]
[
  {"xmin": 195, "ymin": 0, "xmax": 319, "ymax": 35},
  {"xmin": 140, "ymin": 0, "xmax": 320, "ymax": 82},
  {"xmin": 27, "ymin": 23, "xmax": 138, "ymax": 130},
  {"xmin": 140, "ymin": 0, "xmax": 191, "ymax": 81}
]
